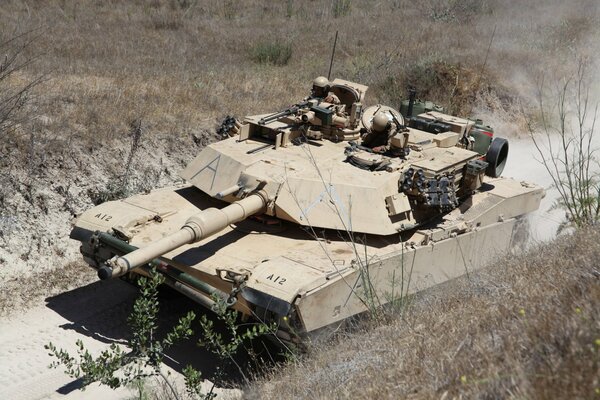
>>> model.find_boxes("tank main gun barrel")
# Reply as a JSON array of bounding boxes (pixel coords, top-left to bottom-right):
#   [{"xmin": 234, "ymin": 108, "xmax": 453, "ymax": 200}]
[{"xmin": 101, "ymin": 192, "xmax": 268, "ymax": 279}]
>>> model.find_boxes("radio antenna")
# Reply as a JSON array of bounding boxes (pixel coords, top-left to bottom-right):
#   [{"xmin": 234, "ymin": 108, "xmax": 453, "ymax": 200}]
[{"xmin": 327, "ymin": 31, "xmax": 338, "ymax": 80}]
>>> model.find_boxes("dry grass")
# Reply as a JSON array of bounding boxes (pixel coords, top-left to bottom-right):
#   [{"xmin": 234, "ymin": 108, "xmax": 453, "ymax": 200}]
[
  {"xmin": 1, "ymin": 0, "xmax": 598, "ymax": 149},
  {"xmin": 0, "ymin": 0, "xmax": 596, "ymax": 216},
  {"xmin": 245, "ymin": 227, "xmax": 600, "ymax": 399},
  {"xmin": 0, "ymin": 0, "xmax": 596, "ymax": 187}
]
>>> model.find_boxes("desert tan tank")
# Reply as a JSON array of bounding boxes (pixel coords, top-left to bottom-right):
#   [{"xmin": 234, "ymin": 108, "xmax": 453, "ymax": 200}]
[{"xmin": 70, "ymin": 78, "xmax": 544, "ymax": 344}]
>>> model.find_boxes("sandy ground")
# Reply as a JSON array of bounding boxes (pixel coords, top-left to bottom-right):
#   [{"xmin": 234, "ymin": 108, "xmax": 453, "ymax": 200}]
[
  {"xmin": 0, "ymin": 280, "xmax": 138, "ymax": 400},
  {"xmin": 0, "ymin": 278, "xmax": 243, "ymax": 400}
]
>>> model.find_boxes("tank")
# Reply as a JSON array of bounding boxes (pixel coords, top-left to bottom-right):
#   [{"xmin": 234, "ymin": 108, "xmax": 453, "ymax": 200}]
[{"xmin": 70, "ymin": 78, "xmax": 544, "ymax": 344}]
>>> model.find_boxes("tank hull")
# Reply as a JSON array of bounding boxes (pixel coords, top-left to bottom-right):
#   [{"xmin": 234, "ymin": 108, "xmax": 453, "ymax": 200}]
[{"xmin": 71, "ymin": 177, "xmax": 543, "ymax": 340}]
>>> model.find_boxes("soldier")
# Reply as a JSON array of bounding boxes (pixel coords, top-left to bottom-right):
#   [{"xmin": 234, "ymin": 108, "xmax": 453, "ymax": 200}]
[
  {"xmin": 361, "ymin": 112, "xmax": 396, "ymax": 151},
  {"xmin": 310, "ymin": 76, "xmax": 340, "ymax": 104}
]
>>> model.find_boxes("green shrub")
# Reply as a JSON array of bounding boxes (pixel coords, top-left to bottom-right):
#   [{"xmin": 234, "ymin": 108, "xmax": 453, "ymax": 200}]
[
  {"xmin": 249, "ymin": 40, "xmax": 292, "ymax": 66},
  {"xmin": 45, "ymin": 268, "xmax": 279, "ymax": 399},
  {"xmin": 332, "ymin": 0, "xmax": 352, "ymax": 18},
  {"xmin": 45, "ymin": 270, "xmax": 199, "ymax": 398},
  {"xmin": 424, "ymin": 0, "xmax": 487, "ymax": 22}
]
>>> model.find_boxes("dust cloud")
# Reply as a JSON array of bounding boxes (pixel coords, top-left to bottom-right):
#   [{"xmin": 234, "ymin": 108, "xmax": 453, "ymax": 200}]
[{"xmin": 503, "ymin": 137, "xmax": 563, "ymax": 243}]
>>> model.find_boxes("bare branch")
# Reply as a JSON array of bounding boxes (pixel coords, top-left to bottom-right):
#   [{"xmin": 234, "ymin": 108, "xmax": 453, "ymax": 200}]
[
  {"xmin": 528, "ymin": 58, "xmax": 600, "ymax": 229},
  {"xmin": 0, "ymin": 28, "xmax": 45, "ymax": 135}
]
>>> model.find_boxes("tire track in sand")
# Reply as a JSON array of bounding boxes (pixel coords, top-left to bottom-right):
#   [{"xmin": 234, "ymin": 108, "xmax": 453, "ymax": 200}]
[{"xmin": 0, "ymin": 279, "xmax": 137, "ymax": 400}]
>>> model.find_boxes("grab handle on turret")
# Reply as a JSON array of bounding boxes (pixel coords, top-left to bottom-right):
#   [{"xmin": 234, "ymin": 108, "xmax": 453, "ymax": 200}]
[{"xmin": 102, "ymin": 192, "xmax": 268, "ymax": 279}]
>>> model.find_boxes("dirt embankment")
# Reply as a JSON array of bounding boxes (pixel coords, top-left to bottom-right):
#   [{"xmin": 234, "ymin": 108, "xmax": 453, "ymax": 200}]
[{"xmin": 0, "ymin": 126, "xmax": 216, "ymax": 313}]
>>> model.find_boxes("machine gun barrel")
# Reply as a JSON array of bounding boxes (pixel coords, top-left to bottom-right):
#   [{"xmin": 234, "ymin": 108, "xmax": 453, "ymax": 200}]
[
  {"xmin": 102, "ymin": 192, "xmax": 268, "ymax": 279},
  {"xmin": 258, "ymin": 101, "xmax": 309, "ymax": 125}
]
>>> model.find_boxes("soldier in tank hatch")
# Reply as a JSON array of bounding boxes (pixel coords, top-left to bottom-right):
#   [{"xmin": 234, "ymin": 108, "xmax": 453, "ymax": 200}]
[
  {"xmin": 309, "ymin": 76, "xmax": 340, "ymax": 105},
  {"xmin": 361, "ymin": 112, "xmax": 397, "ymax": 151}
]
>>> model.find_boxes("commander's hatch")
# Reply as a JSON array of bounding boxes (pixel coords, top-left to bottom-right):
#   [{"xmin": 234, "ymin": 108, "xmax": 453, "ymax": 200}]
[{"xmin": 330, "ymin": 78, "xmax": 368, "ymax": 108}]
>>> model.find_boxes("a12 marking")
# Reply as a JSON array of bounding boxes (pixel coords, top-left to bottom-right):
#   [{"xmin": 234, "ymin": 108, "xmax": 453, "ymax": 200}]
[
  {"xmin": 94, "ymin": 213, "xmax": 113, "ymax": 222},
  {"xmin": 266, "ymin": 274, "xmax": 286, "ymax": 285}
]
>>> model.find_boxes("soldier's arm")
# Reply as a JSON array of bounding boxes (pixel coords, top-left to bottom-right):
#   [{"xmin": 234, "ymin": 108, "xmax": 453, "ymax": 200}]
[{"xmin": 325, "ymin": 93, "xmax": 340, "ymax": 104}]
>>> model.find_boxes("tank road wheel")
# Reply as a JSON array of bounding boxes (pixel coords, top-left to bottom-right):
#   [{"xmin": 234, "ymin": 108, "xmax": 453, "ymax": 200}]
[{"xmin": 485, "ymin": 137, "xmax": 509, "ymax": 178}]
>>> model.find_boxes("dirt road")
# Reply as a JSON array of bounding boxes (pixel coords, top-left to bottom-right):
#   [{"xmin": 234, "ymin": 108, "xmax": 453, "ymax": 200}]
[
  {"xmin": 0, "ymin": 278, "xmax": 242, "ymax": 399},
  {"xmin": 0, "ymin": 279, "xmax": 138, "ymax": 399}
]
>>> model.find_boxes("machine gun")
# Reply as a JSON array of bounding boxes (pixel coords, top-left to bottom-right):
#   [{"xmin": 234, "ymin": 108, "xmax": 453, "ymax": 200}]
[{"xmin": 258, "ymin": 101, "xmax": 310, "ymax": 125}]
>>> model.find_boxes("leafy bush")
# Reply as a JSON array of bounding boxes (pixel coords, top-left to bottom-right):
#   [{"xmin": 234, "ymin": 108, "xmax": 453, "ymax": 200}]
[
  {"xmin": 423, "ymin": 0, "xmax": 488, "ymax": 22},
  {"xmin": 373, "ymin": 58, "xmax": 500, "ymax": 116},
  {"xmin": 45, "ymin": 268, "xmax": 278, "ymax": 399},
  {"xmin": 45, "ymin": 270, "xmax": 199, "ymax": 398},
  {"xmin": 249, "ymin": 40, "xmax": 292, "ymax": 66},
  {"xmin": 332, "ymin": 0, "xmax": 352, "ymax": 18}
]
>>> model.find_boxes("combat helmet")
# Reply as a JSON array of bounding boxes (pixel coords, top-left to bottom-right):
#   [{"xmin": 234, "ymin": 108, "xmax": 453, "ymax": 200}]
[
  {"xmin": 312, "ymin": 76, "xmax": 330, "ymax": 97},
  {"xmin": 372, "ymin": 112, "xmax": 390, "ymax": 132}
]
